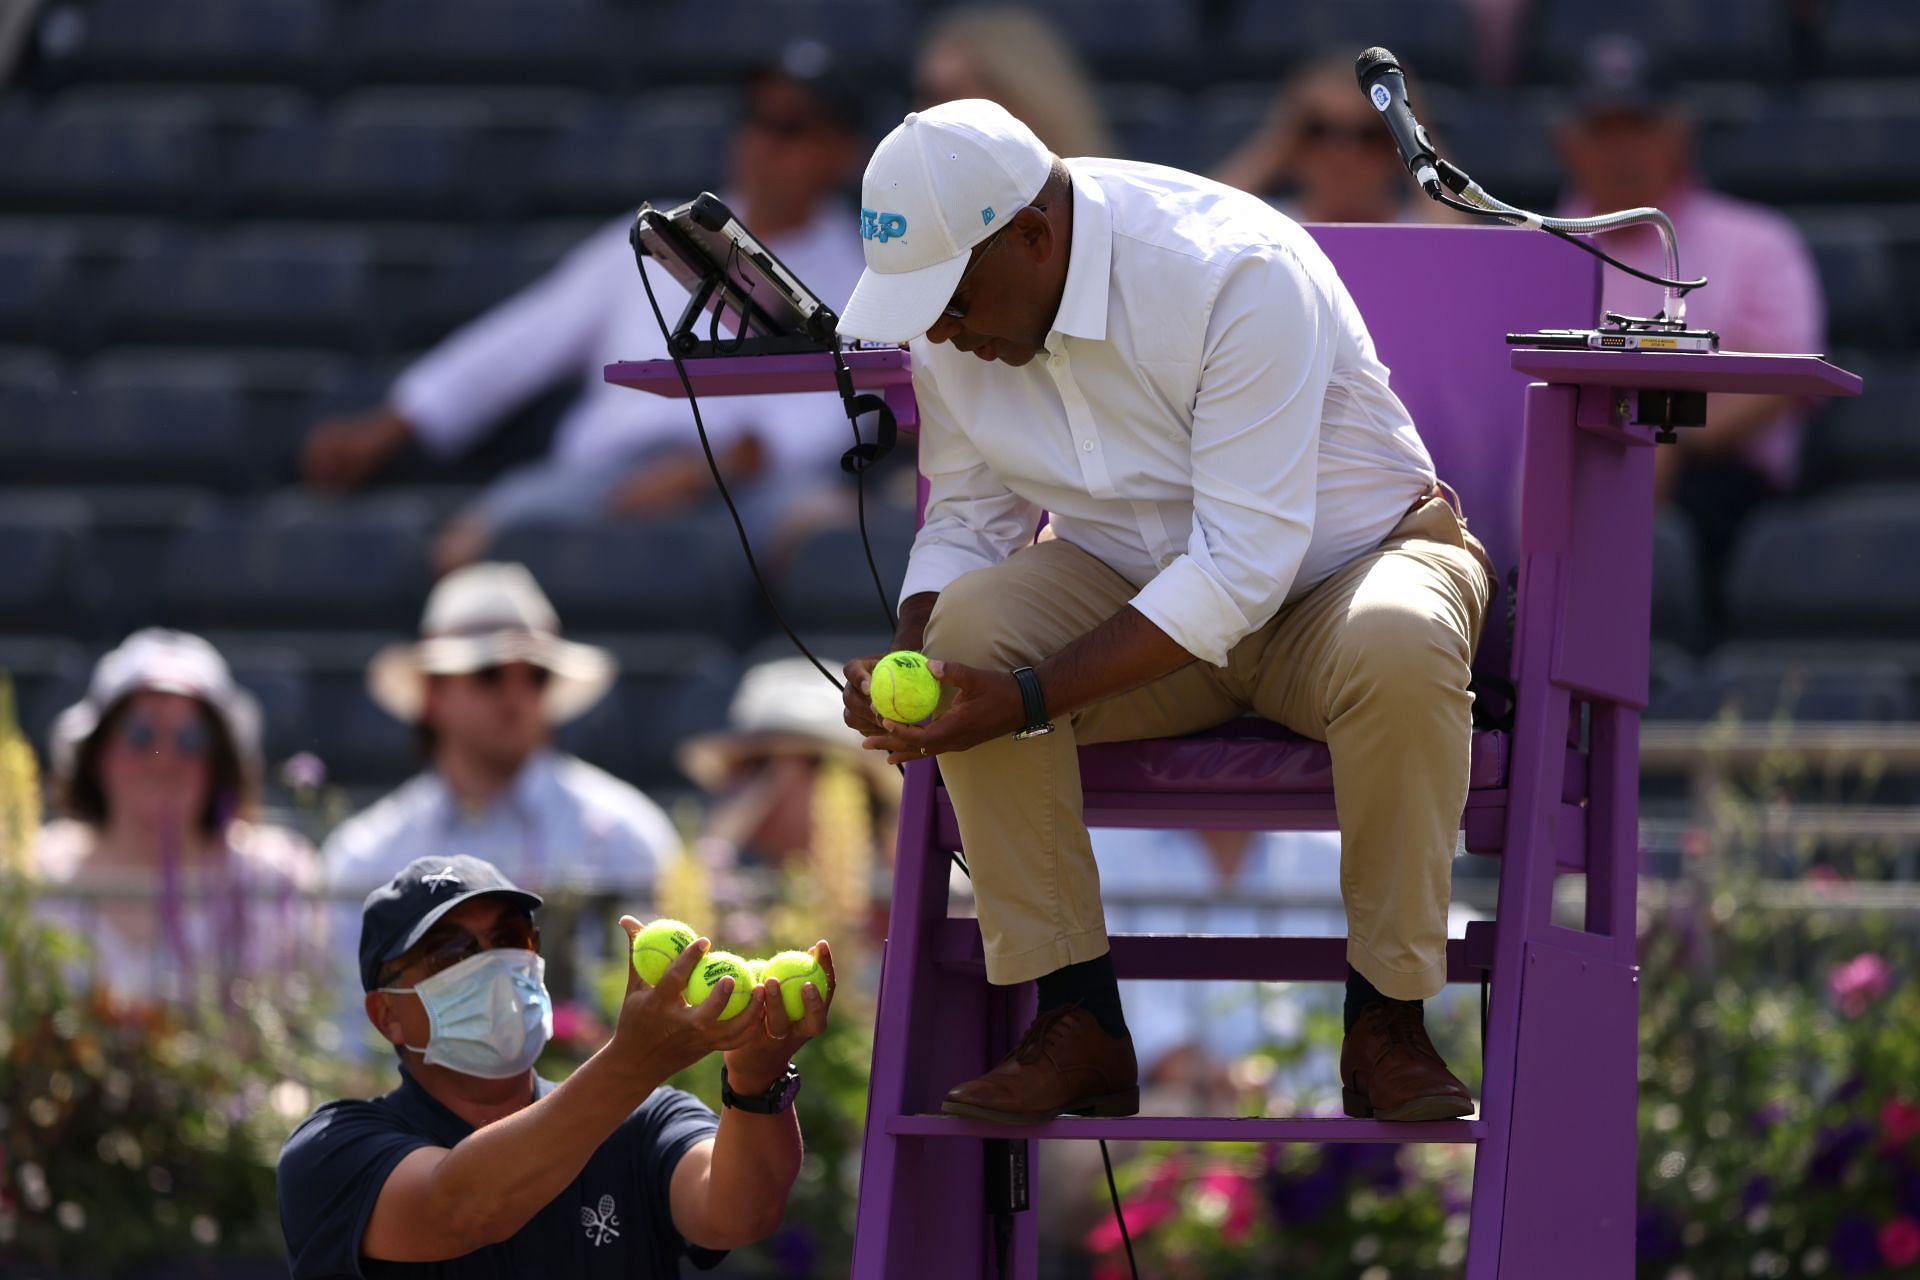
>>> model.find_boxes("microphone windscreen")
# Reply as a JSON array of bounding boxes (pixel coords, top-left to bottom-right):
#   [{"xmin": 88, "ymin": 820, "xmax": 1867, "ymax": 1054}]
[{"xmin": 1355, "ymin": 46, "xmax": 1399, "ymax": 86}]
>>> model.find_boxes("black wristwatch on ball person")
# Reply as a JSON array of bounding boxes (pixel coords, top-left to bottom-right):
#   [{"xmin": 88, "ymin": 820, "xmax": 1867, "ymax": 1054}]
[
  {"xmin": 1010, "ymin": 666, "xmax": 1055, "ymax": 740},
  {"xmin": 721, "ymin": 1062, "xmax": 802, "ymax": 1114}
]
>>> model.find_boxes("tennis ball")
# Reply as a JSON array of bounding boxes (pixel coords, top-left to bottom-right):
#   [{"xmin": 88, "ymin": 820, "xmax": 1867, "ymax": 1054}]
[
  {"xmin": 686, "ymin": 951, "xmax": 754, "ymax": 1020},
  {"xmin": 870, "ymin": 650, "xmax": 943, "ymax": 724},
  {"xmin": 747, "ymin": 958, "xmax": 768, "ymax": 985},
  {"xmin": 631, "ymin": 918, "xmax": 697, "ymax": 987},
  {"xmin": 763, "ymin": 949, "xmax": 832, "ymax": 1023}
]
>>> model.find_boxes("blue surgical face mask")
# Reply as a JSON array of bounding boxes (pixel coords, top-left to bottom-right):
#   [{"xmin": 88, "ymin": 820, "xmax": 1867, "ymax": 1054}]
[{"xmin": 380, "ymin": 949, "xmax": 553, "ymax": 1079}]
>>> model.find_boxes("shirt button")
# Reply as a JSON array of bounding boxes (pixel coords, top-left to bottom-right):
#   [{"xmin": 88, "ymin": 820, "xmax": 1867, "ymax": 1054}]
[{"xmin": 1081, "ymin": 440, "xmax": 1095, "ymax": 453}]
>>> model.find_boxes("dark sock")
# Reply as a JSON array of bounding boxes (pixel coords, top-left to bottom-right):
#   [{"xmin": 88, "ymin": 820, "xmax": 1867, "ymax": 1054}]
[
  {"xmin": 1345, "ymin": 964, "xmax": 1420, "ymax": 1033},
  {"xmin": 1036, "ymin": 953, "xmax": 1129, "ymax": 1040}
]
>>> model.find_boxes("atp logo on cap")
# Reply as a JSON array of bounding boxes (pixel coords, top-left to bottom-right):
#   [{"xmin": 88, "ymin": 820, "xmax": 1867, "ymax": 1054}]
[{"xmin": 861, "ymin": 208, "xmax": 908, "ymax": 243}]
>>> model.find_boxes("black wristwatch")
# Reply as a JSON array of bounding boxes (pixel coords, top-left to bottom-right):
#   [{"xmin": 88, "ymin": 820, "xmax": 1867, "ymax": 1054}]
[
  {"xmin": 721, "ymin": 1062, "xmax": 802, "ymax": 1114},
  {"xmin": 1010, "ymin": 666, "xmax": 1055, "ymax": 740}
]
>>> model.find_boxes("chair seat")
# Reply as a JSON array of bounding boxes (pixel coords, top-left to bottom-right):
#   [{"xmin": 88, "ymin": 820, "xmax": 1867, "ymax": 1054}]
[{"xmin": 1075, "ymin": 718, "xmax": 1509, "ymax": 794}]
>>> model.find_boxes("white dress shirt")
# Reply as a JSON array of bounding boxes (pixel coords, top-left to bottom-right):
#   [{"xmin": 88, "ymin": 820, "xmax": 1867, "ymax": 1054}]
[
  {"xmin": 322, "ymin": 748, "xmax": 680, "ymax": 895},
  {"xmin": 391, "ymin": 202, "xmax": 868, "ymax": 475},
  {"xmin": 903, "ymin": 160, "xmax": 1437, "ymax": 666}
]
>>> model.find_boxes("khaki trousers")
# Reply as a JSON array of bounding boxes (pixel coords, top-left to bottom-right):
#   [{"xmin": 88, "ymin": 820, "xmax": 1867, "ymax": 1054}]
[{"xmin": 924, "ymin": 495, "xmax": 1493, "ymax": 1001}]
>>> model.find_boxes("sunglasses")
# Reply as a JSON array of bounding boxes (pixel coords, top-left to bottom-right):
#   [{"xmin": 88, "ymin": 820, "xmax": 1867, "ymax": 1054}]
[
  {"xmin": 116, "ymin": 715, "xmax": 210, "ymax": 758},
  {"xmin": 744, "ymin": 111, "xmax": 835, "ymax": 142},
  {"xmin": 472, "ymin": 664, "xmax": 552, "ymax": 691},
  {"xmin": 941, "ymin": 202, "xmax": 1047, "ymax": 324},
  {"xmin": 383, "ymin": 911, "xmax": 540, "ymax": 987},
  {"xmin": 1299, "ymin": 118, "xmax": 1394, "ymax": 148}
]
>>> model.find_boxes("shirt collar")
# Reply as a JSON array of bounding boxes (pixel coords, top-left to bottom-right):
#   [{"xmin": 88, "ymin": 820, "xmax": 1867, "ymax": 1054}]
[
  {"xmin": 392, "ymin": 1066, "xmax": 553, "ymax": 1144},
  {"xmin": 1044, "ymin": 165, "xmax": 1113, "ymax": 353}
]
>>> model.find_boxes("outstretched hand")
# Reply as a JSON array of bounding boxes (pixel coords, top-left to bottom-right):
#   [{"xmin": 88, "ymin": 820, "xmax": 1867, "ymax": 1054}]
[
  {"xmin": 724, "ymin": 940, "xmax": 836, "ymax": 1092},
  {"xmin": 858, "ymin": 659, "xmax": 1024, "ymax": 765},
  {"xmin": 611, "ymin": 916, "xmax": 768, "ymax": 1087}
]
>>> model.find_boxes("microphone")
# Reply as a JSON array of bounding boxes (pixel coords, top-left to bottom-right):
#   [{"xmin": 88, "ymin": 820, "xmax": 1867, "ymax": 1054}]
[{"xmin": 1355, "ymin": 46, "xmax": 1441, "ymax": 200}]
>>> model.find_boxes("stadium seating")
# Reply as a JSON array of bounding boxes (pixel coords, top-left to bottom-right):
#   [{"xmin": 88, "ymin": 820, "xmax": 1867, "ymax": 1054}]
[
  {"xmin": 43, "ymin": 0, "xmax": 333, "ymax": 88},
  {"xmin": 0, "ymin": 359, "xmax": 250, "ymax": 491},
  {"xmin": 1823, "ymin": 0, "xmax": 1920, "ymax": 76},
  {"xmin": 0, "ymin": 96, "xmax": 211, "ymax": 215},
  {"xmin": 522, "ymin": 94, "xmax": 733, "ymax": 218},
  {"xmin": 1226, "ymin": 0, "xmax": 1476, "ymax": 87},
  {"xmin": 1724, "ymin": 494, "xmax": 1920, "ymax": 640},
  {"xmin": 1528, "ymin": 0, "xmax": 1794, "ymax": 84},
  {"xmin": 771, "ymin": 506, "xmax": 917, "ymax": 637},
  {"xmin": 1802, "ymin": 358, "xmax": 1920, "ymax": 490},
  {"xmin": 1799, "ymin": 216, "xmax": 1909, "ymax": 350},
  {"xmin": 344, "ymin": 0, "xmax": 628, "ymax": 91},
  {"xmin": 0, "ymin": 227, "xmax": 76, "ymax": 342},
  {"xmin": 100, "ymin": 228, "xmax": 373, "ymax": 350},
  {"xmin": 489, "ymin": 517, "xmax": 758, "ymax": 638},
  {"xmin": 1651, "ymin": 509, "xmax": 1709, "ymax": 653},
  {"xmin": 0, "ymin": 496, "xmax": 92, "ymax": 636},
  {"xmin": 554, "ymin": 636, "xmax": 741, "ymax": 787},
  {"xmin": 226, "ymin": 109, "xmax": 482, "ymax": 223}
]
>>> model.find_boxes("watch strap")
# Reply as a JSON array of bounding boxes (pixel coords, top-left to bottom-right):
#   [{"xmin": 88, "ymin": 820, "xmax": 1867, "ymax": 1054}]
[
  {"xmin": 721, "ymin": 1062, "xmax": 801, "ymax": 1114},
  {"xmin": 1010, "ymin": 666, "xmax": 1055, "ymax": 740}
]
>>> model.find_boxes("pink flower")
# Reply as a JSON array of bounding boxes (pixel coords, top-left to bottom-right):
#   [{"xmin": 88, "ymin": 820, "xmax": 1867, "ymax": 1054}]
[
  {"xmin": 1808, "ymin": 865, "xmax": 1846, "ymax": 889},
  {"xmin": 1197, "ymin": 1163, "xmax": 1260, "ymax": 1243},
  {"xmin": 1829, "ymin": 953, "xmax": 1893, "ymax": 1018},
  {"xmin": 1084, "ymin": 1156, "xmax": 1185, "ymax": 1254},
  {"xmin": 1879, "ymin": 1217, "xmax": 1920, "ymax": 1269},
  {"xmin": 549, "ymin": 1001, "xmax": 608, "ymax": 1045},
  {"xmin": 1882, "ymin": 1099, "xmax": 1920, "ymax": 1150}
]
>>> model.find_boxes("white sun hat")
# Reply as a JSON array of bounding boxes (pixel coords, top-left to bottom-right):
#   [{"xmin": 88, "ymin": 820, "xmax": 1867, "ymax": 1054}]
[
  {"xmin": 836, "ymin": 98, "xmax": 1054, "ymax": 344},
  {"xmin": 366, "ymin": 562, "xmax": 615, "ymax": 725}
]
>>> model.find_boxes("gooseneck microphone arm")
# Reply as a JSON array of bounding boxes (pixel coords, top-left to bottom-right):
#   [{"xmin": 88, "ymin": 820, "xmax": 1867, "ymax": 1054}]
[{"xmin": 1356, "ymin": 46, "xmax": 1708, "ymax": 324}]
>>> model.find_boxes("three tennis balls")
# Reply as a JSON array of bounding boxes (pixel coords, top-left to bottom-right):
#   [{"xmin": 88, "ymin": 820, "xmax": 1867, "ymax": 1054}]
[
  {"xmin": 869, "ymin": 649, "xmax": 946, "ymax": 725},
  {"xmin": 629, "ymin": 918, "xmax": 832, "ymax": 1023}
]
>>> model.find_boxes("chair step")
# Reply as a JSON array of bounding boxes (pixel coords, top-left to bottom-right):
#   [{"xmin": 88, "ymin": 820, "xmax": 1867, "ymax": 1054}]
[
  {"xmin": 930, "ymin": 920, "xmax": 1498, "ymax": 982},
  {"xmin": 888, "ymin": 1114, "xmax": 1484, "ymax": 1144}
]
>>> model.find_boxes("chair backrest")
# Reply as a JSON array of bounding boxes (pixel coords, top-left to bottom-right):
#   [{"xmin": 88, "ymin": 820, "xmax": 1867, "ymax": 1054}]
[{"xmin": 1306, "ymin": 224, "xmax": 1600, "ymax": 679}]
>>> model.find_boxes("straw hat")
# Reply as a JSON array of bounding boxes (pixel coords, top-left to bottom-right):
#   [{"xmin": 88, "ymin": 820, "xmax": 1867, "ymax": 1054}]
[
  {"xmin": 367, "ymin": 563, "xmax": 615, "ymax": 725},
  {"xmin": 678, "ymin": 656, "xmax": 899, "ymax": 799},
  {"xmin": 49, "ymin": 628, "xmax": 264, "ymax": 787}
]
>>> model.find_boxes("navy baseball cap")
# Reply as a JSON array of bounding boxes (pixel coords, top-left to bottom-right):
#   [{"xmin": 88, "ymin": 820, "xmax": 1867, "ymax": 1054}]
[
  {"xmin": 358, "ymin": 855, "xmax": 542, "ymax": 991},
  {"xmin": 1571, "ymin": 34, "xmax": 1674, "ymax": 119}
]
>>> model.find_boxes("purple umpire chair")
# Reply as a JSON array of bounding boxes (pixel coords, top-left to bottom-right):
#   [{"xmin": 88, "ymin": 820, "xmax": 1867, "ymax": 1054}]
[{"xmin": 608, "ymin": 222, "xmax": 1859, "ymax": 1278}]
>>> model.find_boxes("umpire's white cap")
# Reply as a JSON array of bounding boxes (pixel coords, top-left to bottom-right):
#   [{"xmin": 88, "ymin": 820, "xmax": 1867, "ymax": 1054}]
[{"xmin": 836, "ymin": 99, "xmax": 1053, "ymax": 344}]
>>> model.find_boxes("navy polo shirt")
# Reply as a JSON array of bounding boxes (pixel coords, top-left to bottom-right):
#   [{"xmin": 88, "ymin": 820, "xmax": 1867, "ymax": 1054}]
[{"xmin": 276, "ymin": 1068, "xmax": 726, "ymax": 1279}]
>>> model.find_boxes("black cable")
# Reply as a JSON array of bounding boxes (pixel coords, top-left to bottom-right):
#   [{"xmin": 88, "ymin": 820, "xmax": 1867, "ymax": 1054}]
[
  {"xmin": 1100, "ymin": 1138, "xmax": 1141, "ymax": 1280},
  {"xmin": 1431, "ymin": 190, "xmax": 1708, "ymax": 295},
  {"xmin": 833, "ymin": 345, "xmax": 900, "ymax": 635},
  {"xmin": 633, "ymin": 243, "xmax": 842, "ymax": 691}
]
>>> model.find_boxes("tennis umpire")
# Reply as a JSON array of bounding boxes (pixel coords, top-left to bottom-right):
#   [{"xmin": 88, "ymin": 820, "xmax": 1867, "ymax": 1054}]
[
  {"xmin": 839, "ymin": 101, "xmax": 1493, "ymax": 1124},
  {"xmin": 277, "ymin": 855, "xmax": 831, "ymax": 1276}
]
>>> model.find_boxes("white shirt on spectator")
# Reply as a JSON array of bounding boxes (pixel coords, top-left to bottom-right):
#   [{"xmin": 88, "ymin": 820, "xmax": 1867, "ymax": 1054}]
[
  {"xmin": 322, "ymin": 748, "xmax": 679, "ymax": 895},
  {"xmin": 902, "ymin": 159, "xmax": 1436, "ymax": 666},
  {"xmin": 390, "ymin": 201, "xmax": 867, "ymax": 475}
]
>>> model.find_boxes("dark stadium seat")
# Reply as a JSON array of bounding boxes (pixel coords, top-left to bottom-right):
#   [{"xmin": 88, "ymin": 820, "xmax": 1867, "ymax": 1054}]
[
  {"xmin": 524, "ymin": 97, "xmax": 733, "ymax": 217},
  {"xmin": 0, "ymin": 98, "xmax": 211, "ymax": 215},
  {"xmin": 345, "ymin": 0, "xmax": 627, "ymax": 90},
  {"xmin": 1802, "ymin": 360, "xmax": 1920, "ymax": 491},
  {"xmin": 223, "ymin": 647, "xmax": 317, "ymax": 765},
  {"xmin": 46, "ymin": 0, "xmax": 333, "ymax": 87},
  {"xmin": 1424, "ymin": 91, "xmax": 1564, "ymax": 213},
  {"xmin": 1699, "ymin": 87, "xmax": 1920, "ymax": 205},
  {"xmin": 489, "ymin": 518, "xmax": 756, "ymax": 638},
  {"xmin": 0, "ymin": 636, "xmax": 92, "ymax": 752},
  {"xmin": 158, "ymin": 497, "xmax": 434, "ymax": 631},
  {"xmin": 1642, "ymin": 640, "xmax": 1700, "ymax": 721},
  {"xmin": 368, "ymin": 227, "xmax": 558, "ymax": 352},
  {"xmin": 306, "ymin": 654, "xmax": 416, "ymax": 786},
  {"xmin": 1823, "ymin": 0, "xmax": 1920, "ymax": 77},
  {"xmin": 1725, "ymin": 495, "xmax": 1920, "ymax": 639},
  {"xmin": 772, "ymin": 508, "xmax": 916, "ymax": 636},
  {"xmin": 1651, "ymin": 508, "xmax": 1708, "ymax": 653},
  {"xmin": 1226, "ymin": 0, "xmax": 1476, "ymax": 87},
  {"xmin": 226, "ymin": 111, "xmax": 479, "ymax": 221},
  {"xmin": 102, "ymin": 229, "xmax": 373, "ymax": 351},
  {"xmin": 46, "ymin": 487, "xmax": 219, "ymax": 639},
  {"xmin": 1800, "ymin": 217, "xmax": 1909, "ymax": 350},
  {"xmin": 1017, "ymin": 0, "xmax": 1200, "ymax": 82},
  {"xmin": 649, "ymin": 0, "xmax": 918, "ymax": 81},
  {"xmin": 0, "ymin": 227, "xmax": 76, "ymax": 342},
  {"xmin": 554, "ymin": 637, "xmax": 741, "ymax": 786},
  {"xmin": 1528, "ymin": 0, "xmax": 1793, "ymax": 83},
  {"xmin": 0, "ymin": 359, "xmax": 250, "ymax": 491},
  {"xmin": 1696, "ymin": 654, "xmax": 1915, "ymax": 722},
  {"xmin": 0, "ymin": 497, "xmax": 91, "ymax": 635}
]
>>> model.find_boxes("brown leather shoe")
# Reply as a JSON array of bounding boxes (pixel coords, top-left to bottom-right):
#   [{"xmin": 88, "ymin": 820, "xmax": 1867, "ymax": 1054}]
[
  {"xmin": 941, "ymin": 1004, "xmax": 1140, "ymax": 1125},
  {"xmin": 1340, "ymin": 1001, "xmax": 1475, "ymax": 1122}
]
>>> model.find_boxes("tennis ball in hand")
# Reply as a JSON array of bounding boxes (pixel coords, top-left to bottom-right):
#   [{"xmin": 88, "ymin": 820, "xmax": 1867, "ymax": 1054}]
[
  {"xmin": 686, "ymin": 951, "xmax": 754, "ymax": 1020},
  {"xmin": 870, "ymin": 650, "xmax": 943, "ymax": 724},
  {"xmin": 763, "ymin": 949, "xmax": 832, "ymax": 1023},
  {"xmin": 631, "ymin": 918, "xmax": 697, "ymax": 987},
  {"xmin": 747, "ymin": 959, "xmax": 768, "ymax": 985}
]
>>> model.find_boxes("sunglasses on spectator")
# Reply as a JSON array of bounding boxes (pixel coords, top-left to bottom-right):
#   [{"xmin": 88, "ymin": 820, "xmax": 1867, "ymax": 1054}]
[
  {"xmin": 1299, "ymin": 118, "xmax": 1394, "ymax": 148},
  {"xmin": 116, "ymin": 715, "xmax": 210, "ymax": 758},
  {"xmin": 472, "ymin": 664, "xmax": 552, "ymax": 690},
  {"xmin": 745, "ymin": 111, "xmax": 834, "ymax": 142},
  {"xmin": 382, "ymin": 911, "xmax": 540, "ymax": 987}
]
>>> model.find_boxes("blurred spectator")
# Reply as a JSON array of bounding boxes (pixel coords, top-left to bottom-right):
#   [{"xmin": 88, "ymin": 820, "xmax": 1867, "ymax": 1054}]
[
  {"xmin": 1556, "ymin": 35, "xmax": 1825, "ymax": 585},
  {"xmin": 33, "ymin": 629, "xmax": 325, "ymax": 1003},
  {"xmin": 677, "ymin": 655, "xmax": 898, "ymax": 876},
  {"xmin": 914, "ymin": 5, "xmax": 1114, "ymax": 157},
  {"xmin": 1213, "ymin": 53, "xmax": 1457, "ymax": 223},
  {"xmin": 324, "ymin": 563, "xmax": 680, "ymax": 899},
  {"xmin": 301, "ymin": 47, "xmax": 870, "ymax": 573}
]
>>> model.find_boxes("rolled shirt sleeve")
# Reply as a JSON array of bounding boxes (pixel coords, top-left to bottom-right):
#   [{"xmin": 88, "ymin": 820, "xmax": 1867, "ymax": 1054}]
[
  {"xmin": 898, "ymin": 358, "xmax": 1044, "ymax": 603},
  {"xmin": 391, "ymin": 219, "xmax": 633, "ymax": 459},
  {"xmin": 1129, "ymin": 247, "xmax": 1332, "ymax": 666}
]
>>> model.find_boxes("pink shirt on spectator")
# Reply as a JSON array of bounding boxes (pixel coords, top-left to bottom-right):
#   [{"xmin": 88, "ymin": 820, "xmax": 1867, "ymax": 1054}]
[{"xmin": 1560, "ymin": 180, "xmax": 1825, "ymax": 489}]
